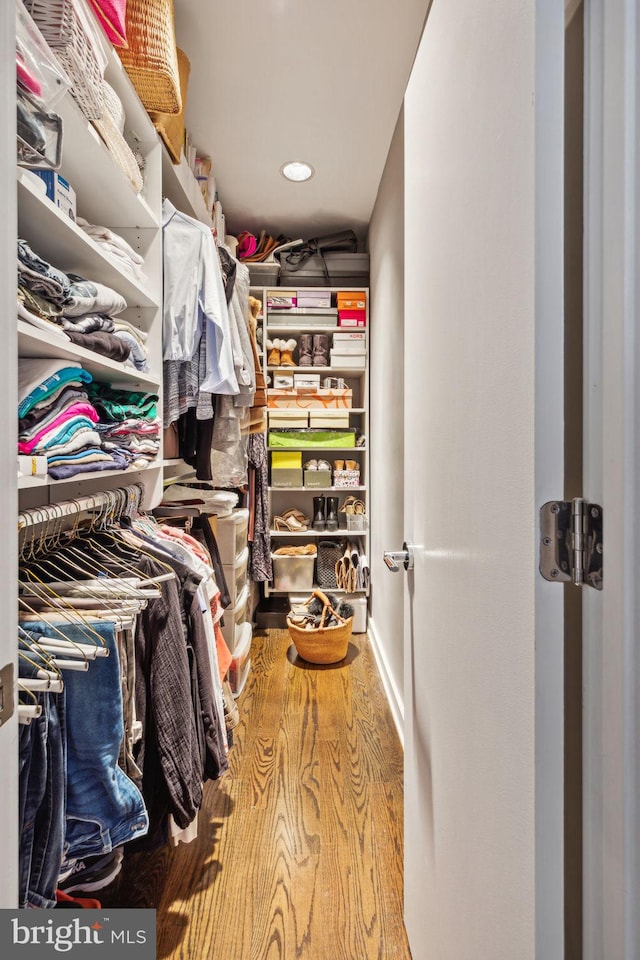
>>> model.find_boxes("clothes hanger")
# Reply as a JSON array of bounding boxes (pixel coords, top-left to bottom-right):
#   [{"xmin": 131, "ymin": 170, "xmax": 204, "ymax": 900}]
[{"xmin": 17, "ymin": 684, "xmax": 42, "ymax": 724}]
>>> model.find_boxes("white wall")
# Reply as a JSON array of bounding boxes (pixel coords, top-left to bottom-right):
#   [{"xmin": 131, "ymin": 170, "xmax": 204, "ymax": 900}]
[{"xmin": 367, "ymin": 111, "xmax": 405, "ymax": 735}]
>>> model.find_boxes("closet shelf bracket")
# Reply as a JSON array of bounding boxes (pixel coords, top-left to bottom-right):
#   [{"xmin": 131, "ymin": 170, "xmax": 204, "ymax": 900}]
[{"xmin": 0, "ymin": 662, "xmax": 15, "ymax": 727}]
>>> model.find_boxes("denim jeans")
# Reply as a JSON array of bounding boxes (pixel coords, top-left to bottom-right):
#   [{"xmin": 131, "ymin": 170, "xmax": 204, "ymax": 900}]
[
  {"xmin": 19, "ymin": 644, "xmax": 66, "ymax": 909},
  {"xmin": 25, "ymin": 620, "xmax": 149, "ymax": 860}
]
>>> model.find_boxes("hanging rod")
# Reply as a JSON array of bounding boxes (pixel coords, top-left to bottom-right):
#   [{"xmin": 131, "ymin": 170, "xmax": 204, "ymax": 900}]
[{"xmin": 18, "ymin": 483, "xmax": 146, "ymax": 532}]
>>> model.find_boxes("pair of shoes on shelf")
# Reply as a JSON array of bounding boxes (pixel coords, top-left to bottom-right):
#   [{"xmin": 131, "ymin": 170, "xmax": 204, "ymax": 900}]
[
  {"xmin": 298, "ymin": 334, "xmax": 329, "ymax": 367},
  {"xmin": 272, "ymin": 508, "xmax": 310, "ymax": 532},
  {"xmin": 313, "ymin": 495, "xmax": 339, "ymax": 532},
  {"xmin": 304, "ymin": 458, "xmax": 331, "ymax": 471},
  {"xmin": 341, "ymin": 496, "xmax": 365, "ymax": 515},
  {"xmin": 266, "ymin": 338, "xmax": 297, "ymax": 366},
  {"xmin": 334, "ymin": 459, "xmax": 358, "ymax": 471}
]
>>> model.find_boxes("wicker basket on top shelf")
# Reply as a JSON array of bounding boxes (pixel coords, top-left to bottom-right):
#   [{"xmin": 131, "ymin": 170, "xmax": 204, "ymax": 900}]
[
  {"xmin": 117, "ymin": 0, "xmax": 182, "ymax": 115},
  {"xmin": 24, "ymin": 0, "xmax": 105, "ymax": 121},
  {"xmin": 148, "ymin": 47, "xmax": 190, "ymax": 163}
]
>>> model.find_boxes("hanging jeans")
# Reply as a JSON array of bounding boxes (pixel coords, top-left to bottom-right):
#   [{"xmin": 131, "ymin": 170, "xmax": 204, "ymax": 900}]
[
  {"xmin": 26, "ymin": 620, "xmax": 149, "ymax": 860},
  {"xmin": 19, "ymin": 676, "xmax": 66, "ymax": 909}
]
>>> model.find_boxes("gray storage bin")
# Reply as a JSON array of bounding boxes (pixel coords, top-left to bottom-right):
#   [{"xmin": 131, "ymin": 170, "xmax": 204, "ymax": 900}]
[{"xmin": 279, "ymin": 252, "xmax": 370, "ymax": 288}]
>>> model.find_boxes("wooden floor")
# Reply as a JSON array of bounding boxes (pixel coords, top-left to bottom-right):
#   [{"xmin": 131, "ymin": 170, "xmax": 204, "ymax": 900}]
[{"xmin": 106, "ymin": 628, "xmax": 411, "ymax": 959}]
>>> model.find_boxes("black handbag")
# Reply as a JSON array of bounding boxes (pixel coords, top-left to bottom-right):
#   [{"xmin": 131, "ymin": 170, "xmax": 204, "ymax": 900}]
[
  {"xmin": 315, "ymin": 540, "xmax": 344, "ymax": 588},
  {"xmin": 278, "ymin": 230, "xmax": 358, "ymax": 282}
]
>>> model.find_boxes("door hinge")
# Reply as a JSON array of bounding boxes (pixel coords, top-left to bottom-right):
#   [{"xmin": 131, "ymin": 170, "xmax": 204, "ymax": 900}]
[
  {"xmin": 539, "ymin": 498, "xmax": 603, "ymax": 590},
  {"xmin": 0, "ymin": 662, "xmax": 15, "ymax": 726}
]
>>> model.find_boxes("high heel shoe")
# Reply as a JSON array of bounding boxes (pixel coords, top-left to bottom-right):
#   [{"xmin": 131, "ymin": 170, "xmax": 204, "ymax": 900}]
[
  {"xmin": 282, "ymin": 508, "xmax": 310, "ymax": 530},
  {"xmin": 272, "ymin": 511, "xmax": 309, "ymax": 531}
]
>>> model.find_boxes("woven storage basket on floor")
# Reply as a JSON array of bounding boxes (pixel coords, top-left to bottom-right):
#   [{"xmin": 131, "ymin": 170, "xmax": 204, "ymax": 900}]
[
  {"xmin": 117, "ymin": 0, "xmax": 182, "ymax": 114},
  {"xmin": 148, "ymin": 48, "xmax": 190, "ymax": 163},
  {"xmin": 24, "ymin": 0, "xmax": 105, "ymax": 120},
  {"xmin": 287, "ymin": 590, "xmax": 353, "ymax": 665}
]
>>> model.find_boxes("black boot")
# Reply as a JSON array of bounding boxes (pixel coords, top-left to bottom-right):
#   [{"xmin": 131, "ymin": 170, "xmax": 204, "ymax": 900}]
[
  {"xmin": 313, "ymin": 496, "xmax": 326, "ymax": 531},
  {"xmin": 326, "ymin": 496, "xmax": 339, "ymax": 532}
]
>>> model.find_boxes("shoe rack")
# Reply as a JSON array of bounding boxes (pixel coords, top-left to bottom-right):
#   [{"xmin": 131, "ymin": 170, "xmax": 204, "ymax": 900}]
[{"xmin": 251, "ymin": 286, "xmax": 369, "ymax": 598}]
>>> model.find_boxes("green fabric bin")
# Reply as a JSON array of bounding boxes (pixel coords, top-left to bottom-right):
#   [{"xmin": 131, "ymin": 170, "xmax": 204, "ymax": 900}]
[{"xmin": 268, "ymin": 429, "xmax": 356, "ymax": 448}]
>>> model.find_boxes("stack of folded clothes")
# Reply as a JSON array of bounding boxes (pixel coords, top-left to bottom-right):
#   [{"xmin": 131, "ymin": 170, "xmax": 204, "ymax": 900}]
[
  {"xmin": 88, "ymin": 382, "xmax": 160, "ymax": 469},
  {"xmin": 17, "ymin": 240, "xmax": 151, "ymax": 372},
  {"xmin": 18, "ymin": 359, "xmax": 130, "ymax": 480},
  {"xmin": 77, "ymin": 218, "xmax": 148, "ymax": 285}
]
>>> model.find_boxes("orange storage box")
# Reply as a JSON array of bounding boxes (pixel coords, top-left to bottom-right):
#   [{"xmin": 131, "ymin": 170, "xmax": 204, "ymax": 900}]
[{"xmin": 337, "ymin": 292, "xmax": 367, "ymax": 310}]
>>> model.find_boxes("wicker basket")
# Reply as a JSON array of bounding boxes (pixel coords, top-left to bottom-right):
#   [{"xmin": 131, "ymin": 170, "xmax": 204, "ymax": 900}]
[
  {"xmin": 148, "ymin": 48, "xmax": 190, "ymax": 163},
  {"xmin": 117, "ymin": 0, "xmax": 182, "ymax": 114},
  {"xmin": 92, "ymin": 82, "xmax": 144, "ymax": 193},
  {"xmin": 287, "ymin": 590, "xmax": 353, "ymax": 664},
  {"xmin": 24, "ymin": 0, "xmax": 105, "ymax": 121}
]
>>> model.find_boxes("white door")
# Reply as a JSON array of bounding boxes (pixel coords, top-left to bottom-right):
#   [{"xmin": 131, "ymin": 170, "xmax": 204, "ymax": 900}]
[
  {"xmin": 400, "ymin": 1, "xmax": 566, "ymax": 957},
  {"xmin": 0, "ymin": 0, "xmax": 19, "ymax": 908}
]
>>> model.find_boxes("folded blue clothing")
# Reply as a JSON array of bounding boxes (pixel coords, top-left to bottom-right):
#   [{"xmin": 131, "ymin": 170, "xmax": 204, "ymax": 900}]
[
  {"xmin": 46, "ymin": 447, "xmax": 110, "ymax": 466},
  {"xmin": 41, "ymin": 416, "xmax": 97, "ymax": 450},
  {"xmin": 18, "ymin": 368, "xmax": 93, "ymax": 418},
  {"xmin": 47, "ymin": 453, "xmax": 129, "ymax": 480}
]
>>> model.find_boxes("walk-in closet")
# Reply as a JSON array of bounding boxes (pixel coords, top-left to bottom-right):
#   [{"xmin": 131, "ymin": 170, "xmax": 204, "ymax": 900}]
[{"xmin": 4, "ymin": 1, "xmax": 424, "ymax": 957}]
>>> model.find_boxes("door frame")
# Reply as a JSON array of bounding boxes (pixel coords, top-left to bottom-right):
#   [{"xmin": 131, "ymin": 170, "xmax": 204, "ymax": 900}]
[
  {"xmin": 0, "ymin": 0, "xmax": 19, "ymax": 909},
  {"xmin": 583, "ymin": 0, "xmax": 640, "ymax": 956}
]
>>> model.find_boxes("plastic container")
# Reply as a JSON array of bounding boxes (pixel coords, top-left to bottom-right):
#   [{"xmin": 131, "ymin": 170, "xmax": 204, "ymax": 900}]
[
  {"xmin": 221, "ymin": 583, "xmax": 249, "ymax": 650},
  {"xmin": 222, "ymin": 546, "xmax": 249, "ymax": 608},
  {"xmin": 271, "ymin": 553, "xmax": 315, "ymax": 592},
  {"xmin": 215, "ymin": 508, "xmax": 249, "ymax": 564},
  {"xmin": 227, "ymin": 622, "xmax": 252, "ymax": 696}
]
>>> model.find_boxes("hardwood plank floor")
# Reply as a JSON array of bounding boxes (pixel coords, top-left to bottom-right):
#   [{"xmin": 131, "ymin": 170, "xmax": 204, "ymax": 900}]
[{"xmin": 105, "ymin": 628, "xmax": 412, "ymax": 959}]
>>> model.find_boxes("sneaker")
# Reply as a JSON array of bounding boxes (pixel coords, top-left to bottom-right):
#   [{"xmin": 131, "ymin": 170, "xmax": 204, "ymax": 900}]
[{"xmin": 58, "ymin": 849, "xmax": 123, "ymax": 893}]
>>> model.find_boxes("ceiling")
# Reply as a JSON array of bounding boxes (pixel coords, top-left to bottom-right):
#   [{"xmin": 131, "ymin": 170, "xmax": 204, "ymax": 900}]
[{"xmin": 172, "ymin": 0, "xmax": 429, "ymax": 244}]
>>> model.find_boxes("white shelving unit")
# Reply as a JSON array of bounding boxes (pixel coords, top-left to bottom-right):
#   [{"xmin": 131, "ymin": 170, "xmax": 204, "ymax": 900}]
[
  {"xmin": 258, "ymin": 288, "xmax": 369, "ymax": 597},
  {"xmin": 17, "ymin": 39, "xmax": 164, "ymax": 510}
]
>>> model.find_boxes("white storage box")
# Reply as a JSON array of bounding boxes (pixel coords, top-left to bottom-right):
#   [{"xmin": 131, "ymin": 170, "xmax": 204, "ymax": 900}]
[
  {"xmin": 330, "ymin": 352, "xmax": 366, "ymax": 369},
  {"xmin": 215, "ymin": 508, "xmax": 249, "ymax": 564},
  {"xmin": 33, "ymin": 171, "xmax": 77, "ymax": 221},
  {"xmin": 349, "ymin": 596, "xmax": 368, "ymax": 633},
  {"xmin": 221, "ymin": 583, "xmax": 250, "ymax": 650},
  {"xmin": 228, "ymin": 622, "xmax": 252, "ymax": 696},
  {"xmin": 332, "ymin": 332, "xmax": 367, "ymax": 355},
  {"xmin": 222, "ymin": 546, "xmax": 249, "ymax": 608},
  {"xmin": 271, "ymin": 553, "xmax": 315, "ymax": 592}
]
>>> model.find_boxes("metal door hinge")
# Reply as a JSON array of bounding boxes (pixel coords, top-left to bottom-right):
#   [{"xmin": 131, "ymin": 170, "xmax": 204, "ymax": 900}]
[
  {"xmin": 0, "ymin": 662, "xmax": 15, "ymax": 726},
  {"xmin": 539, "ymin": 499, "xmax": 603, "ymax": 589}
]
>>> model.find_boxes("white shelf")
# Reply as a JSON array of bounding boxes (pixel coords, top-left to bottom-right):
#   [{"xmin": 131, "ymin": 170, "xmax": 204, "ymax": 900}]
[
  {"xmin": 268, "ymin": 365, "xmax": 365, "ymax": 374},
  {"xmin": 18, "ymin": 461, "xmax": 161, "ymax": 490},
  {"xmin": 267, "ymin": 325, "xmax": 346, "ymax": 334},
  {"xmin": 270, "ymin": 529, "xmax": 367, "ymax": 537},
  {"xmin": 268, "ymin": 446, "xmax": 365, "ymax": 453},
  {"xmin": 18, "ymin": 172, "xmax": 159, "ymax": 309},
  {"xmin": 161, "ymin": 147, "xmax": 213, "ymax": 225},
  {"xmin": 269, "ymin": 486, "xmax": 366, "ymax": 492},
  {"xmin": 267, "ymin": 408, "xmax": 365, "ymax": 415},
  {"xmin": 56, "ymin": 93, "xmax": 159, "ymax": 231},
  {"xmin": 18, "ymin": 321, "xmax": 161, "ymax": 389}
]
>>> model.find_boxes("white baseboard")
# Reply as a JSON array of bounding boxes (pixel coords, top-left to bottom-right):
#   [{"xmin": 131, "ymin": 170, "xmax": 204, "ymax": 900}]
[{"xmin": 367, "ymin": 618, "xmax": 404, "ymax": 748}]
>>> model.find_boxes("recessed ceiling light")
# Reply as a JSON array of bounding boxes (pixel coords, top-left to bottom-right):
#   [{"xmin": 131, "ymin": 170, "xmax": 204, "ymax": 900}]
[{"xmin": 280, "ymin": 161, "xmax": 315, "ymax": 182}]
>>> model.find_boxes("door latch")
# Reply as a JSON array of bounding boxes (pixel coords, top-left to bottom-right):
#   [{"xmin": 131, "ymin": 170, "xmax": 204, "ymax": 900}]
[
  {"xmin": 539, "ymin": 499, "xmax": 603, "ymax": 589},
  {"xmin": 383, "ymin": 542, "xmax": 414, "ymax": 572},
  {"xmin": 0, "ymin": 662, "xmax": 15, "ymax": 726}
]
